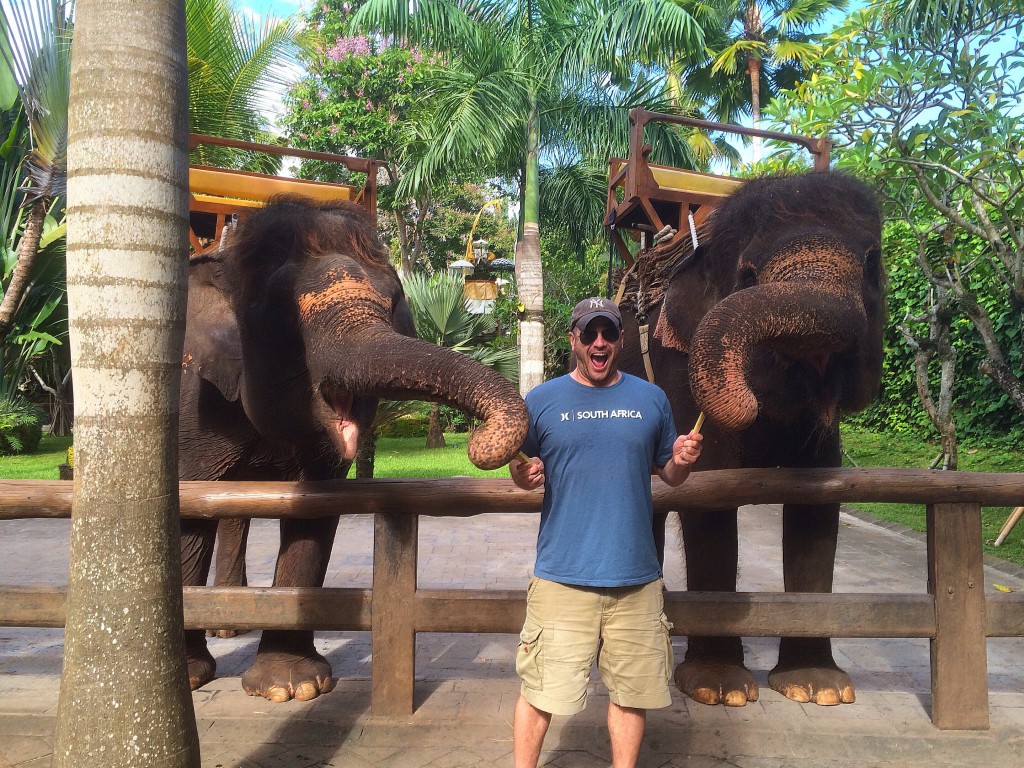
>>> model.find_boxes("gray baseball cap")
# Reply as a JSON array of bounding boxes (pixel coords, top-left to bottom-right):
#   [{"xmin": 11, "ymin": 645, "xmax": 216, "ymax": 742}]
[{"xmin": 569, "ymin": 296, "xmax": 622, "ymax": 331}]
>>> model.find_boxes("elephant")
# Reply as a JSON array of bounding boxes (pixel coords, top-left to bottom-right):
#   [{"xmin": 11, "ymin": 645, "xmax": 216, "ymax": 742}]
[
  {"xmin": 617, "ymin": 172, "xmax": 885, "ymax": 707},
  {"xmin": 180, "ymin": 194, "xmax": 528, "ymax": 702}
]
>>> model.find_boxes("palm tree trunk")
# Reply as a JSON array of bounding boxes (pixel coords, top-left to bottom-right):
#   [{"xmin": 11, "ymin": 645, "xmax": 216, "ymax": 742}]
[
  {"xmin": 744, "ymin": 0, "xmax": 764, "ymax": 161},
  {"xmin": 54, "ymin": 1, "xmax": 200, "ymax": 765},
  {"xmin": 516, "ymin": 95, "xmax": 545, "ymax": 394},
  {"xmin": 748, "ymin": 54, "xmax": 763, "ymax": 161},
  {"xmin": 0, "ymin": 200, "xmax": 48, "ymax": 342},
  {"xmin": 355, "ymin": 428, "xmax": 377, "ymax": 478},
  {"xmin": 426, "ymin": 402, "xmax": 446, "ymax": 447}
]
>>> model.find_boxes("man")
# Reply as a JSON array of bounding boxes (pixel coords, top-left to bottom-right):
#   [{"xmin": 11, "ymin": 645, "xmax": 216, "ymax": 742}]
[{"xmin": 509, "ymin": 296, "xmax": 703, "ymax": 768}]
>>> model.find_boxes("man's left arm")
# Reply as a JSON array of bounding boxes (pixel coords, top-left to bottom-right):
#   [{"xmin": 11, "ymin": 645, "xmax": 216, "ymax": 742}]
[{"xmin": 655, "ymin": 432, "xmax": 703, "ymax": 487}]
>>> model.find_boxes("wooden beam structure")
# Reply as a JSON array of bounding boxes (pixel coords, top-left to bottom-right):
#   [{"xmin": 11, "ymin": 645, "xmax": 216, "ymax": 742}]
[
  {"xmin": 3, "ymin": 467, "xmax": 1023, "ymax": 730},
  {"xmin": 605, "ymin": 109, "xmax": 833, "ymax": 266},
  {"xmin": 187, "ymin": 133, "xmax": 379, "ymax": 255}
]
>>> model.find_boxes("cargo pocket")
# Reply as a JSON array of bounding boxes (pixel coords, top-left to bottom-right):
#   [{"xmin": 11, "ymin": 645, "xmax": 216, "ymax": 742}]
[
  {"xmin": 515, "ymin": 623, "xmax": 544, "ymax": 691},
  {"xmin": 661, "ymin": 614, "xmax": 675, "ymax": 682}
]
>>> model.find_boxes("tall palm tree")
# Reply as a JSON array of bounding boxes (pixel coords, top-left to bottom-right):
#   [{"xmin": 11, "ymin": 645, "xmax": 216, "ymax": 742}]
[
  {"xmin": 706, "ymin": 0, "xmax": 846, "ymax": 159},
  {"xmin": 353, "ymin": 0, "xmax": 707, "ymax": 393},
  {"xmin": 0, "ymin": 0, "xmax": 71, "ymax": 344},
  {"xmin": 402, "ymin": 270, "xmax": 517, "ymax": 447},
  {"xmin": 53, "ymin": 0, "xmax": 201, "ymax": 764}
]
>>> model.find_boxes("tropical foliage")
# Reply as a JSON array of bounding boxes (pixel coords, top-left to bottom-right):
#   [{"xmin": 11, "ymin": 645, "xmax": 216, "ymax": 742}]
[
  {"xmin": 700, "ymin": 0, "xmax": 848, "ymax": 150},
  {"xmin": 186, "ymin": 0, "xmax": 312, "ymax": 170},
  {"xmin": 352, "ymin": 0, "xmax": 712, "ymax": 393},
  {"xmin": 0, "ymin": 0, "xmax": 70, "ymax": 437},
  {"xmin": 0, "ymin": 393, "xmax": 45, "ymax": 454},
  {"xmin": 0, "ymin": 0, "xmax": 71, "ymax": 342},
  {"xmin": 769, "ymin": 1, "xmax": 1024, "ymax": 462},
  {"xmin": 401, "ymin": 270, "xmax": 518, "ymax": 446}
]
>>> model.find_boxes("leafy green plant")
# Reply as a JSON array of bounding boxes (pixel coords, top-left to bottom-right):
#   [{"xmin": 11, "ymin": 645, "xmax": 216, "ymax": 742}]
[
  {"xmin": 0, "ymin": 394, "xmax": 45, "ymax": 454},
  {"xmin": 401, "ymin": 269, "xmax": 519, "ymax": 449}
]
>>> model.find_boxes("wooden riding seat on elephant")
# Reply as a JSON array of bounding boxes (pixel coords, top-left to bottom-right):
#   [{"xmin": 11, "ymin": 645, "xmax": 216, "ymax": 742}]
[
  {"xmin": 179, "ymin": 194, "xmax": 528, "ymax": 702},
  {"xmin": 617, "ymin": 171, "xmax": 885, "ymax": 707}
]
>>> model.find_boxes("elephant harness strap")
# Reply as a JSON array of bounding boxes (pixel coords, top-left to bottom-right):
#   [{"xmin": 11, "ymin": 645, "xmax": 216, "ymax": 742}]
[{"xmin": 613, "ymin": 223, "xmax": 680, "ymax": 386}]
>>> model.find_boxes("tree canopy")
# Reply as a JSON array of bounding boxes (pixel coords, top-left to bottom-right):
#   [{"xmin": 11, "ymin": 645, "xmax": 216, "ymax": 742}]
[{"xmin": 769, "ymin": 1, "xmax": 1024, "ymax": 459}]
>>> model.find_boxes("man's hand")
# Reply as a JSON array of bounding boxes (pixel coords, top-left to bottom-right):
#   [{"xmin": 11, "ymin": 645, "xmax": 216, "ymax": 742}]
[
  {"xmin": 656, "ymin": 431, "xmax": 703, "ymax": 487},
  {"xmin": 510, "ymin": 456, "xmax": 545, "ymax": 490},
  {"xmin": 672, "ymin": 431, "xmax": 703, "ymax": 467}
]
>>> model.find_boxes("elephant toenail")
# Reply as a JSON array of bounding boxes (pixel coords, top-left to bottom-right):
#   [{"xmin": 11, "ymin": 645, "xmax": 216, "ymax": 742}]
[
  {"xmin": 294, "ymin": 682, "xmax": 319, "ymax": 701},
  {"xmin": 268, "ymin": 686, "xmax": 291, "ymax": 703}
]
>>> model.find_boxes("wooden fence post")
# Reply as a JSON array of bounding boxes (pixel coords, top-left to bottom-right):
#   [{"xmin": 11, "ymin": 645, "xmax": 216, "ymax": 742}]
[
  {"xmin": 371, "ymin": 512, "xmax": 418, "ymax": 716},
  {"xmin": 927, "ymin": 502, "xmax": 989, "ymax": 729}
]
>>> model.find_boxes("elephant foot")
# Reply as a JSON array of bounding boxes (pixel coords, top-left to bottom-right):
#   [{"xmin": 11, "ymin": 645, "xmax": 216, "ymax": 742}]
[
  {"xmin": 674, "ymin": 658, "xmax": 758, "ymax": 706},
  {"xmin": 241, "ymin": 650, "xmax": 334, "ymax": 703},
  {"xmin": 206, "ymin": 628, "xmax": 251, "ymax": 639},
  {"xmin": 768, "ymin": 663, "xmax": 855, "ymax": 705},
  {"xmin": 186, "ymin": 645, "xmax": 217, "ymax": 691}
]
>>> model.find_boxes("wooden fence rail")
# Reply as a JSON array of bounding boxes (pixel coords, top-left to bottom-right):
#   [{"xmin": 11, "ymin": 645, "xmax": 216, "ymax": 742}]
[{"xmin": 2, "ymin": 467, "xmax": 1023, "ymax": 730}]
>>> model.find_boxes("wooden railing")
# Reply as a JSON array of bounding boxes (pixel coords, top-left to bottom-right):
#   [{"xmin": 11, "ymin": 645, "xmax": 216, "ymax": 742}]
[{"xmin": 2, "ymin": 468, "xmax": 1023, "ymax": 730}]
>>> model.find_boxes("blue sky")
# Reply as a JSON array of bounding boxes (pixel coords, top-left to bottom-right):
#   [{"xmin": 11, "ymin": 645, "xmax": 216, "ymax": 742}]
[{"xmin": 237, "ymin": 0, "xmax": 310, "ymax": 22}]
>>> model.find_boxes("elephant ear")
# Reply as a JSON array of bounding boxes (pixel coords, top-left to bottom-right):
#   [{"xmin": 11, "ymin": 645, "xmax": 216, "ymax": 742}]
[
  {"xmin": 656, "ymin": 245, "xmax": 728, "ymax": 353},
  {"xmin": 184, "ymin": 254, "xmax": 243, "ymax": 402}
]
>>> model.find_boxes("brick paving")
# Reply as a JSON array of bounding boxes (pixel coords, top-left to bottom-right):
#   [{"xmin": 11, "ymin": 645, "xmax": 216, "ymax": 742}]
[{"xmin": 3, "ymin": 505, "xmax": 1024, "ymax": 767}]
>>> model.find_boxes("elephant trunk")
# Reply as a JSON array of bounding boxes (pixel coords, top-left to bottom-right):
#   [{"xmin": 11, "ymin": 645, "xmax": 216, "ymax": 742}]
[
  {"xmin": 314, "ymin": 324, "xmax": 528, "ymax": 470},
  {"xmin": 689, "ymin": 235, "xmax": 867, "ymax": 431}
]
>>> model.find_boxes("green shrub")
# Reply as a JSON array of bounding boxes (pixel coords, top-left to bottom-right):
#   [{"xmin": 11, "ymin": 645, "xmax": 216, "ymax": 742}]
[
  {"xmin": 377, "ymin": 413, "xmax": 430, "ymax": 438},
  {"xmin": 0, "ymin": 397, "xmax": 47, "ymax": 455}
]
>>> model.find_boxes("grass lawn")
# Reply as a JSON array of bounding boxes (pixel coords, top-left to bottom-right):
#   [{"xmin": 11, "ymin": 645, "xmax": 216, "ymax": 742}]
[
  {"xmin": 5, "ymin": 427, "xmax": 1023, "ymax": 568},
  {"xmin": 0, "ymin": 434, "xmax": 73, "ymax": 479},
  {"xmin": 840, "ymin": 425, "xmax": 1024, "ymax": 569}
]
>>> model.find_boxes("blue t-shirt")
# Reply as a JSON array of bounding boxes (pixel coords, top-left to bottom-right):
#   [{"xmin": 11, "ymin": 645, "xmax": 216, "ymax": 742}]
[{"xmin": 521, "ymin": 372, "xmax": 678, "ymax": 587}]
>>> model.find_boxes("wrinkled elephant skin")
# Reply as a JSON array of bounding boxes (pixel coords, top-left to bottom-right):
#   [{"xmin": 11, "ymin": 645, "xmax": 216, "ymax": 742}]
[
  {"xmin": 618, "ymin": 173, "xmax": 884, "ymax": 707},
  {"xmin": 180, "ymin": 195, "xmax": 528, "ymax": 701}
]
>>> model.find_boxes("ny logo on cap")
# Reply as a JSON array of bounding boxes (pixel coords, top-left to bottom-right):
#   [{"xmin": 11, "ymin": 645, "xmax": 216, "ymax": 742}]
[{"xmin": 588, "ymin": 298, "xmax": 607, "ymax": 309}]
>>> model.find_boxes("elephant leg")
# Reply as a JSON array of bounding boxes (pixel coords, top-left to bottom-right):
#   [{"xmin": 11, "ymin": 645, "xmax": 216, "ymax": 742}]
[
  {"xmin": 241, "ymin": 514, "xmax": 340, "ymax": 703},
  {"xmin": 207, "ymin": 518, "xmax": 252, "ymax": 638},
  {"xmin": 675, "ymin": 508, "xmax": 757, "ymax": 706},
  {"xmin": 768, "ymin": 502, "xmax": 855, "ymax": 705},
  {"xmin": 181, "ymin": 517, "xmax": 219, "ymax": 691}
]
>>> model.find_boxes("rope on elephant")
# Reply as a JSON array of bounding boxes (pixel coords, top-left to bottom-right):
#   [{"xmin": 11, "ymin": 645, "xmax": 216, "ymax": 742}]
[{"xmin": 614, "ymin": 218, "xmax": 709, "ymax": 320}]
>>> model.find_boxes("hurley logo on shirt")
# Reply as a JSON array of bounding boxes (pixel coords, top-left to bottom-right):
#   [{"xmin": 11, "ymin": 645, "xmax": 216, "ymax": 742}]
[{"xmin": 560, "ymin": 409, "xmax": 644, "ymax": 421}]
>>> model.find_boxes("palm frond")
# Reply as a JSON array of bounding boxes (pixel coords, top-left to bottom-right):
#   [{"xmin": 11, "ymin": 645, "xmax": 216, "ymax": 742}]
[
  {"xmin": 772, "ymin": 38, "xmax": 820, "ymax": 66},
  {"xmin": 539, "ymin": 161, "xmax": 608, "ymax": 253},
  {"xmin": 401, "ymin": 271, "xmax": 494, "ymax": 348},
  {"xmin": 468, "ymin": 343, "xmax": 519, "ymax": 383},
  {"xmin": 0, "ymin": 0, "xmax": 71, "ymax": 201},
  {"xmin": 351, "ymin": 0, "xmax": 482, "ymax": 52},
  {"xmin": 186, "ymin": 0, "xmax": 309, "ymax": 168},
  {"xmin": 557, "ymin": 0, "xmax": 706, "ymax": 76}
]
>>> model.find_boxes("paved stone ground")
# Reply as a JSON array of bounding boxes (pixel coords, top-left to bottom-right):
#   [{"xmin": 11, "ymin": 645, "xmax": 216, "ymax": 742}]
[{"xmin": 3, "ymin": 505, "xmax": 1024, "ymax": 767}]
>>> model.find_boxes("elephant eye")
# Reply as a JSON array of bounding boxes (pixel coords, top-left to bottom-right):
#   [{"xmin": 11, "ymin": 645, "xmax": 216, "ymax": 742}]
[{"xmin": 737, "ymin": 264, "xmax": 758, "ymax": 289}]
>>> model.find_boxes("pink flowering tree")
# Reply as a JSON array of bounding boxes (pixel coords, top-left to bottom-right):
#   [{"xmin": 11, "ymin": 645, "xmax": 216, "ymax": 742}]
[{"xmin": 282, "ymin": 1, "xmax": 512, "ymax": 274}]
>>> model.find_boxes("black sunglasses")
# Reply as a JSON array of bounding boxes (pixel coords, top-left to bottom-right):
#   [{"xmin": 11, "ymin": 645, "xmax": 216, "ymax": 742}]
[{"xmin": 577, "ymin": 326, "xmax": 621, "ymax": 345}]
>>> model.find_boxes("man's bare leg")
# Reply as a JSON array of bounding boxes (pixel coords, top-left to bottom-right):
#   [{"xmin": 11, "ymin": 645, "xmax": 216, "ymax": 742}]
[
  {"xmin": 514, "ymin": 694, "xmax": 552, "ymax": 768},
  {"xmin": 607, "ymin": 703, "xmax": 646, "ymax": 768}
]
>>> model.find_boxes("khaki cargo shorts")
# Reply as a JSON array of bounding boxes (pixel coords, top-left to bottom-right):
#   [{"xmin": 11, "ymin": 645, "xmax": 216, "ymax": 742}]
[{"xmin": 515, "ymin": 576, "xmax": 674, "ymax": 716}]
